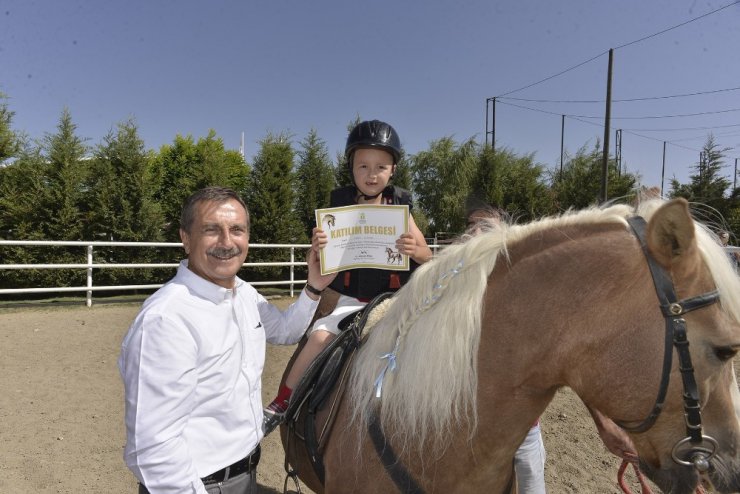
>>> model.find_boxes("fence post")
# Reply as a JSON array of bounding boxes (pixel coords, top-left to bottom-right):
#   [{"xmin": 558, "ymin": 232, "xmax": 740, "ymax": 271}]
[
  {"xmin": 290, "ymin": 247, "xmax": 295, "ymax": 298},
  {"xmin": 86, "ymin": 245, "xmax": 93, "ymax": 307}
]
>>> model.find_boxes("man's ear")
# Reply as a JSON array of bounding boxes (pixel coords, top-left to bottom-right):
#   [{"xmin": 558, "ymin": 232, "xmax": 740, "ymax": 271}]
[{"xmin": 179, "ymin": 229, "xmax": 190, "ymax": 255}]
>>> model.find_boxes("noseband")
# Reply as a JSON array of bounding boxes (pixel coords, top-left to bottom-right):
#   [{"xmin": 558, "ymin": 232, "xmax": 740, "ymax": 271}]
[{"xmin": 623, "ymin": 216, "xmax": 721, "ymax": 472}]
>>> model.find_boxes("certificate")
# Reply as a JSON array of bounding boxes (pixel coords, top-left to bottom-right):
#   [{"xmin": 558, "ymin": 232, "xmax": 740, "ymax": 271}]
[{"xmin": 315, "ymin": 204, "xmax": 410, "ymax": 275}]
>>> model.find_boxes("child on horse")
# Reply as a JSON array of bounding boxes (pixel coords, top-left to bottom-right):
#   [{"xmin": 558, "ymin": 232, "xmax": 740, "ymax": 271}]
[{"xmin": 263, "ymin": 119, "xmax": 433, "ymax": 434}]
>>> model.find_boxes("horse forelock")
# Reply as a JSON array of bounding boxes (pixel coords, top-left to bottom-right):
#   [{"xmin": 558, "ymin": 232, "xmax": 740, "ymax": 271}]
[
  {"xmin": 348, "ymin": 199, "xmax": 740, "ymax": 453},
  {"xmin": 693, "ymin": 222, "xmax": 740, "ymax": 324}
]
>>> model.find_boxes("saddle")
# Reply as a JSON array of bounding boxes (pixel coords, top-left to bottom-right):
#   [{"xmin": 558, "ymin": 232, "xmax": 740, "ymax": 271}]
[{"xmin": 281, "ymin": 291, "xmax": 394, "ymax": 489}]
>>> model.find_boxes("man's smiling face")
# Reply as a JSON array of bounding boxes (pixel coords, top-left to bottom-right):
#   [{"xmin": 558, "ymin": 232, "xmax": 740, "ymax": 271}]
[{"xmin": 180, "ymin": 198, "xmax": 249, "ymax": 288}]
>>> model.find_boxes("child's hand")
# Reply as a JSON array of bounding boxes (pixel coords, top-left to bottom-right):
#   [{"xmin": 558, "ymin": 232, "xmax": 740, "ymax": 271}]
[
  {"xmin": 312, "ymin": 227, "xmax": 329, "ymax": 253},
  {"xmin": 395, "ymin": 233, "xmax": 418, "ymax": 257}
]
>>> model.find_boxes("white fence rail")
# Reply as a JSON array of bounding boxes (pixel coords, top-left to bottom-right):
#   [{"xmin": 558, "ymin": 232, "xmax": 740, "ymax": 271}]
[{"xmin": 0, "ymin": 240, "xmax": 312, "ymax": 306}]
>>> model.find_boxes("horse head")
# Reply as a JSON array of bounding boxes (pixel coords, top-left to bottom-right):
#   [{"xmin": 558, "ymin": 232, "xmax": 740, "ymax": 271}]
[{"xmin": 619, "ymin": 199, "xmax": 740, "ymax": 493}]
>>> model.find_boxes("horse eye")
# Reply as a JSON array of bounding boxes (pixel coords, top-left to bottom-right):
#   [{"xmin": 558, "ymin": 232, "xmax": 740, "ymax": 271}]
[{"xmin": 714, "ymin": 346, "xmax": 738, "ymax": 362}]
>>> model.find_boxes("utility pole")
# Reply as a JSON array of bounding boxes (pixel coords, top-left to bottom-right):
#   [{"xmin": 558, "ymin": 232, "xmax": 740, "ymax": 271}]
[
  {"xmin": 661, "ymin": 141, "xmax": 666, "ymax": 197},
  {"xmin": 615, "ymin": 129, "xmax": 622, "ymax": 178},
  {"xmin": 600, "ymin": 49, "xmax": 613, "ymax": 203},
  {"xmin": 485, "ymin": 97, "xmax": 496, "ymax": 149},
  {"xmin": 560, "ymin": 115, "xmax": 565, "ymax": 178}
]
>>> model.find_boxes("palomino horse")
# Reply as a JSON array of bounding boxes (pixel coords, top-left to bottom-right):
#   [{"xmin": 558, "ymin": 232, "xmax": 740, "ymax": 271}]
[{"xmin": 280, "ymin": 198, "xmax": 740, "ymax": 493}]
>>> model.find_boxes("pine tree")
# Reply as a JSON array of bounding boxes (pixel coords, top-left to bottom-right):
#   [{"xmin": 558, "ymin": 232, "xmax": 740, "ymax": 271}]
[
  {"xmin": 475, "ymin": 144, "xmax": 553, "ymax": 222},
  {"xmin": 550, "ymin": 142, "xmax": 636, "ymax": 211},
  {"xmin": 295, "ymin": 129, "xmax": 334, "ymax": 239},
  {"xmin": 410, "ymin": 136, "xmax": 478, "ymax": 235},
  {"xmin": 334, "ymin": 116, "xmax": 362, "ymax": 188},
  {"xmin": 150, "ymin": 130, "xmax": 249, "ymax": 241},
  {"xmin": 0, "ymin": 92, "xmax": 21, "ymax": 164},
  {"xmin": 0, "ymin": 108, "xmax": 90, "ymax": 290},
  {"xmin": 41, "ymin": 108, "xmax": 90, "ymax": 241},
  {"xmin": 670, "ymin": 135, "xmax": 731, "ymax": 223},
  {"xmin": 247, "ymin": 132, "xmax": 303, "ymax": 279},
  {"xmin": 87, "ymin": 120, "xmax": 166, "ymax": 285}
]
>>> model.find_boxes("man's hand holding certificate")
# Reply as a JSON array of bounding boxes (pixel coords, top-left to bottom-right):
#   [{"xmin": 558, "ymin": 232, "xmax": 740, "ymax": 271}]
[{"xmin": 315, "ymin": 204, "xmax": 410, "ymax": 275}]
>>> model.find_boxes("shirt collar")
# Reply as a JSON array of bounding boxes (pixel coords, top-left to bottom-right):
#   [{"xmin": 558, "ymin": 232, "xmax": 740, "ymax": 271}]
[{"xmin": 176, "ymin": 260, "xmax": 245, "ymax": 304}]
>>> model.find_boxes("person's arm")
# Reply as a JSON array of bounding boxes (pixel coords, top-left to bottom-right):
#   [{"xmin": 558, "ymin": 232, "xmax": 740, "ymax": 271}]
[
  {"xmin": 261, "ymin": 227, "xmax": 337, "ymax": 344},
  {"xmin": 305, "ymin": 227, "xmax": 337, "ymax": 299},
  {"xmin": 396, "ymin": 214, "xmax": 433, "ymax": 264},
  {"xmin": 119, "ymin": 313, "xmax": 208, "ymax": 494}
]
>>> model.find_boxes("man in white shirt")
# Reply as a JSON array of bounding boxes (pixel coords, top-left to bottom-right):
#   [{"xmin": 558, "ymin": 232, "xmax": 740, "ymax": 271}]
[{"xmin": 119, "ymin": 186, "xmax": 335, "ymax": 494}]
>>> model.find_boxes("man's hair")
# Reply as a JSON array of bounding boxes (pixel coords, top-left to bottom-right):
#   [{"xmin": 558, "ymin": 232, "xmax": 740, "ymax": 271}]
[{"xmin": 180, "ymin": 187, "xmax": 249, "ymax": 233}]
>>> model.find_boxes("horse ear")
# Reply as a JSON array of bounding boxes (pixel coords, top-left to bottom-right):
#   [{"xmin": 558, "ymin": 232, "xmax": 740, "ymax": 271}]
[{"xmin": 645, "ymin": 198, "xmax": 696, "ymax": 268}]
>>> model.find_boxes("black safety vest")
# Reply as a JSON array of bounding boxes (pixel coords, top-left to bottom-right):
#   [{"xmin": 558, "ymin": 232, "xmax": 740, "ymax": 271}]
[{"xmin": 327, "ymin": 186, "xmax": 420, "ymax": 300}]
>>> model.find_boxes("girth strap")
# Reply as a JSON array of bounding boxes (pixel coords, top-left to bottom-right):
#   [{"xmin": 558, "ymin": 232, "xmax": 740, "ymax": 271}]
[{"xmin": 368, "ymin": 413, "xmax": 425, "ymax": 494}]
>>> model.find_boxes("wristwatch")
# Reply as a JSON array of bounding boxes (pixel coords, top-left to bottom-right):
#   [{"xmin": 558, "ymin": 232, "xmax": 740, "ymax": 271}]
[{"xmin": 304, "ymin": 282, "xmax": 324, "ymax": 296}]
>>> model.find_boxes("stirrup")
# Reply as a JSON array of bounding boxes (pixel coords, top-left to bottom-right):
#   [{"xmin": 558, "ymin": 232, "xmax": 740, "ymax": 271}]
[{"xmin": 262, "ymin": 407, "xmax": 285, "ymax": 436}]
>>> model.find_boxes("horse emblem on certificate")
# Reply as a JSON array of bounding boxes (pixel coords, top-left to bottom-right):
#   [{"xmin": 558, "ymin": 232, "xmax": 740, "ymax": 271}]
[{"xmin": 315, "ymin": 205, "xmax": 410, "ymax": 275}]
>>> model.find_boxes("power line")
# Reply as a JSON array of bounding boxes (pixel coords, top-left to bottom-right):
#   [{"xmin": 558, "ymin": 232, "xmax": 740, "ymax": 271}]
[
  {"xmin": 493, "ymin": 0, "xmax": 740, "ymax": 98},
  {"xmin": 572, "ymin": 107, "xmax": 740, "ymax": 120},
  {"xmin": 497, "ymin": 100, "xmax": 565, "ymax": 117},
  {"xmin": 498, "ymin": 86, "xmax": 740, "ymax": 104},
  {"xmin": 496, "ymin": 51, "xmax": 608, "ymax": 98},
  {"xmin": 620, "ymin": 123, "xmax": 740, "ymax": 132},
  {"xmin": 499, "ymin": 99, "xmax": 740, "ymax": 123},
  {"xmin": 668, "ymin": 130, "xmax": 740, "ymax": 143},
  {"xmin": 498, "ymin": 98, "xmax": 740, "ymax": 157},
  {"xmin": 614, "ymin": 0, "xmax": 740, "ymax": 50}
]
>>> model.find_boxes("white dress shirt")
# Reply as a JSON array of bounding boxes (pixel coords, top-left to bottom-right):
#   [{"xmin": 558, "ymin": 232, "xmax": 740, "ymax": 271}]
[{"xmin": 119, "ymin": 261, "xmax": 318, "ymax": 494}]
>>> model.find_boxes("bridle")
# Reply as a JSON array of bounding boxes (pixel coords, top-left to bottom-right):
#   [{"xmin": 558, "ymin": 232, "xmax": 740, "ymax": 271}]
[{"xmin": 623, "ymin": 216, "xmax": 721, "ymax": 472}]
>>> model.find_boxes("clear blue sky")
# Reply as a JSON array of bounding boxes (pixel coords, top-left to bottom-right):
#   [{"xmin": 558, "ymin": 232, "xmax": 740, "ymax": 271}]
[{"xmin": 2, "ymin": 0, "xmax": 739, "ymax": 192}]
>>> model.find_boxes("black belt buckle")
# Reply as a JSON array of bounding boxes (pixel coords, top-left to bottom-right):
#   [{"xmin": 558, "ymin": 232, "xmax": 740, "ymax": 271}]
[{"xmin": 201, "ymin": 445, "xmax": 261, "ymax": 484}]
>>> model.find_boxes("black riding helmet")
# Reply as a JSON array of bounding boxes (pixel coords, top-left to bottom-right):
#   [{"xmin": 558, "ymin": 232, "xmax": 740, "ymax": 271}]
[{"xmin": 345, "ymin": 120, "xmax": 402, "ymax": 167}]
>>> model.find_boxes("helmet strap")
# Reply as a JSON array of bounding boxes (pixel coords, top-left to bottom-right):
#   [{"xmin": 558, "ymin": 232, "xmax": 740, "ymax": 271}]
[{"xmin": 361, "ymin": 191, "xmax": 383, "ymax": 201}]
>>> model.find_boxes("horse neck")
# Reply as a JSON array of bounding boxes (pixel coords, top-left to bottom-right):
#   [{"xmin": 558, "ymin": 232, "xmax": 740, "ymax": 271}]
[{"xmin": 479, "ymin": 223, "xmax": 665, "ymax": 422}]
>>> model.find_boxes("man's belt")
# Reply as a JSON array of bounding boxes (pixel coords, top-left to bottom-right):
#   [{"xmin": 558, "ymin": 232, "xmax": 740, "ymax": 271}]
[{"xmin": 201, "ymin": 445, "xmax": 261, "ymax": 484}]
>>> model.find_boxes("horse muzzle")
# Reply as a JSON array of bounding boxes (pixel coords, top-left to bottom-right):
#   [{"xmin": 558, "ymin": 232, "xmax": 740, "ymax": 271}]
[{"xmin": 640, "ymin": 448, "xmax": 740, "ymax": 494}]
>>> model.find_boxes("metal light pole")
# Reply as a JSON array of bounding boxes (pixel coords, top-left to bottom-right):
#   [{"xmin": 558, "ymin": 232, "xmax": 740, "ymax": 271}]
[
  {"xmin": 485, "ymin": 97, "xmax": 497, "ymax": 149},
  {"xmin": 560, "ymin": 115, "xmax": 565, "ymax": 178},
  {"xmin": 661, "ymin": 141, "xmax": 666, "ymax": 197},
  {"xmin": 600, "ymin": 49, "xmax": 614, "ymax": 203}
]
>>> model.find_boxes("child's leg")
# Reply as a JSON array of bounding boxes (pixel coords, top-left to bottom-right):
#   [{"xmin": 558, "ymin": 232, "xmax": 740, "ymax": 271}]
[
  {"xmin": 263, "ymin": 330, "xmax": 338, "ymax": 435},
  {"xmin": 263, "ymin": 295, "xmax": 364, "ymax": 435},
  {"xmin": 285, "ymin": 329, "xmax": 337, "ymax": 389}
]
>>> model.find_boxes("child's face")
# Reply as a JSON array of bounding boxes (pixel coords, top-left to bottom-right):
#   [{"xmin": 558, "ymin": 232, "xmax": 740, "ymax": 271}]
[{"xmin": 352, "ymin": 148, "xmax": 395, "ymax": 198}]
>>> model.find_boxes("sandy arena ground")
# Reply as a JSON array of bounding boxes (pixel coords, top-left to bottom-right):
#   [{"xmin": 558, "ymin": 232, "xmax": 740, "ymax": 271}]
[{"xmin": 0, "ymin": 299, "xmax": 674, "ymax": 493}]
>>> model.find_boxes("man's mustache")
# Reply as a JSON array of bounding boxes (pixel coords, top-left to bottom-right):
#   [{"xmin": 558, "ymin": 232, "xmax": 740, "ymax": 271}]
[{"xmin": 207, "ymin": 247, "xmax": 242, "ymax": 259}]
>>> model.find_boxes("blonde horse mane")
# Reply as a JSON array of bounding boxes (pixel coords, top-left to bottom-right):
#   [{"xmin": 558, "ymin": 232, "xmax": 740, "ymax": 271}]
[{"xmin": 348, "ymin": 199, "xmax": 740, "ymax": 452}]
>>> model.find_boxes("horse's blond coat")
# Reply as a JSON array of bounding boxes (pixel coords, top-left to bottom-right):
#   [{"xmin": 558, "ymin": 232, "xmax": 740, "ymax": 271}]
[{"xmin": 349, "ymin": 199, "xmax": 740, "ymax": 456}]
